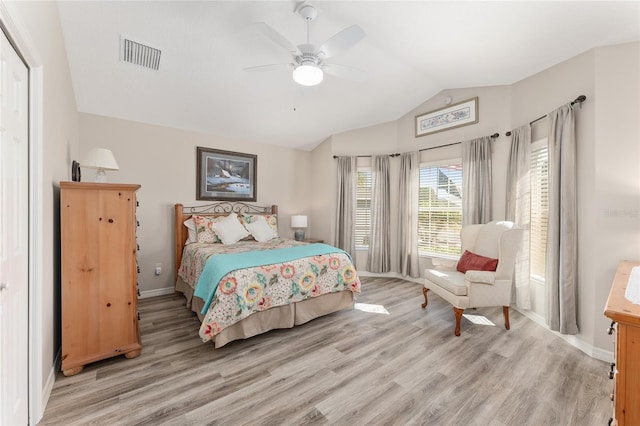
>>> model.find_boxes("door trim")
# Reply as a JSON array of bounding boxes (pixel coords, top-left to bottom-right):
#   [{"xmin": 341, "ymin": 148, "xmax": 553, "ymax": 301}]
[{"xmin": 0, "ymin": 3, "xmax": 46, "ymax": 424}]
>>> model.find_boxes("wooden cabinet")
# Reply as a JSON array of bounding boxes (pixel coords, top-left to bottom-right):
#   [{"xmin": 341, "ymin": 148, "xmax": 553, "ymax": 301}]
[
  {"xmin": 604, "ymin": 260, "xmax": 640, "ymax": 426},
  {"xmin": 60, "ymin": 182, "xmax": 142, "ymax": 376}
]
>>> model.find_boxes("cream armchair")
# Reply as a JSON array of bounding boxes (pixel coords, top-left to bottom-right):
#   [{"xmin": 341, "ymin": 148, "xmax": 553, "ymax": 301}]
[{"xmin": 421, "ymin": 221, "xmax": 523, "ymax": 336}]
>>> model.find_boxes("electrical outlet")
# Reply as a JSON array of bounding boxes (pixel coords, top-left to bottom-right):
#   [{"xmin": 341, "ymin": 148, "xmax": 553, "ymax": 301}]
[{"xmin": 155, "ymin": 263, "xmax": 162, "ymax": 276}]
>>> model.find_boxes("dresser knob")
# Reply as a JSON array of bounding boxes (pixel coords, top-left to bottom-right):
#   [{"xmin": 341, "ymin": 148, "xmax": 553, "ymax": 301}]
[
  {"xmin": 609, "ymin": 362, "xmax": 615, "ymax": 379},
  {"xmin": 608, "ymin": 321, "xmax": 616, "ymax": 335}
]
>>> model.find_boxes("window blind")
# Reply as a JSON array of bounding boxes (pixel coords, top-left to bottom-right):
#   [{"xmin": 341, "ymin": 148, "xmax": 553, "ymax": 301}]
[
  {"xmin": 418, "ymin": 163, "xmax": 463, "ymax": 256},
  {"xmin": 530, "ymin": 141, "xmax": 549, "ymax": 280},
  {"xmin": 355, "ymin": 170, "xmax": 372, "ymax": 247}
]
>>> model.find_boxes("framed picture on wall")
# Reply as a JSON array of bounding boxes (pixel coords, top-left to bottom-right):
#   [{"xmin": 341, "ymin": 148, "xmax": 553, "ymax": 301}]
[
  {"xmin": 196, "ymin": 147, "xmax": 257, "ymax": 201},
  {"xmin": 415, "ymin": 97, "xmax": 479, "ymax": 137}
]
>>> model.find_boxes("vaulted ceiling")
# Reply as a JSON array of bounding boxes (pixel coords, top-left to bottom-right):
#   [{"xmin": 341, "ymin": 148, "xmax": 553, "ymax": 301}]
[{"xmin": 57, "ymin": 1, "xmax": 640, "ymax": 150}]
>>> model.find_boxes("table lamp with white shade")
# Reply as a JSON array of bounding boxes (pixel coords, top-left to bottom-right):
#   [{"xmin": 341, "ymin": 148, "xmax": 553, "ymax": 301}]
[
  {"xmin": 291, "ymin": 215, "xmax": 308, "ymax": 241},
  {"xmin": 81, "ymin": 148, "xmax": 119, "ymax": 183}
]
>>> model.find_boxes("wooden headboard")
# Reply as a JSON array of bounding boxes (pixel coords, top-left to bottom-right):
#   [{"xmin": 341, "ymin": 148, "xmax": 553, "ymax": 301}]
[{"xmin": 174, "ymin": 202, "xmax": 278, "ymax": 281}]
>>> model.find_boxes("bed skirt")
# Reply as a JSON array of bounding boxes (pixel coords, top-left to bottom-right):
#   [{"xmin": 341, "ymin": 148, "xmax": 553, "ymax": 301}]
[{"xmin": 175, "ymin": 276, "xmax": 354, "ymax": 347}]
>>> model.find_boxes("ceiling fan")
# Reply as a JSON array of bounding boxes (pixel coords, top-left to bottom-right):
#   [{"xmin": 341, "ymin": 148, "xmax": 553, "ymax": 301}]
[{"xmin": 244, "ymin": 2, "xmax": 366, "ymax": 86}]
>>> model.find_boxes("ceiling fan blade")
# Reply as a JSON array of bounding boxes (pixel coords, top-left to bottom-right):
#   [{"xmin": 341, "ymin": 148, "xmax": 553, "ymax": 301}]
[
  {"xmin": 322, "ymin": 63, "xmax": 367, "ymax": 82},
  {"xmin": 254, "ymin": 22, "xmax": 301, "ymax": 56},
  {"xmin": 243, "ymin": 63, "xmax": 293, "ymax": 72},
  {"xmin": 316, "ymin": 25, "xmax": 365, "ymax": 59}
]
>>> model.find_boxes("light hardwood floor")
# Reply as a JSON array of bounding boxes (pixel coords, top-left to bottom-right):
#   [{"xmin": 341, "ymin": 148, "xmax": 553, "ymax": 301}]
[{"xmin": 40, "ymin": 277, "xmax": 612, "ymax": 425}]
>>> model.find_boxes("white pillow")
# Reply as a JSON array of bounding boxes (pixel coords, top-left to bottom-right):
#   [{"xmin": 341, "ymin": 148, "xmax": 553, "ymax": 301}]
[
  {"xmin": 212, "ymin": 213, "xmax": 251, "ymax": 245},
  {"xmin": 184, "ymin": 218, "xmax": 197, "ymax": 245},
  {"xmin": 244, "ymin": 215, "xmax": 278, "ymax": 242}
]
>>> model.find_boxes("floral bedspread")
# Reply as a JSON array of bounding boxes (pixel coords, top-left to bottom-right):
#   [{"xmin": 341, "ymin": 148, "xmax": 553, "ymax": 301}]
[{"xmin": 177, "ymin": 238, "xmax": 361, "ymax": 342}]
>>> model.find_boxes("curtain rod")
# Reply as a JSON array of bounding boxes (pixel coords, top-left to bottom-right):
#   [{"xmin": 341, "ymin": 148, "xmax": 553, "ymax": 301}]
[
  {"xmin": 333, "ymin": 132, "xmax": 500, "ymax": 158},
  {"xmin": 418, "ymin": 132, "xmax": 500, "ymax": 153},
  {"xmin": 332, "ymin": 153, "xmax": 401, "ymax": 159},
  {"xmin": 505, "ymin": 95, "xmax": 586, "ymax": 137}
]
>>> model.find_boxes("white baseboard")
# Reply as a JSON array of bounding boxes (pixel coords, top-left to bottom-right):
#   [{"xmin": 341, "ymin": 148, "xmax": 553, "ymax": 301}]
[
  {"xmin": 357, "ymin": 270, "xmax": 614, "ymax": 363},
  {"xmin": 139, "ymin": 287, "xmax": 175, "ymax": 299},
  {"xmin": 513, "ymin": 306, "xmax": 614, "ymax": 363},
  {"xmin": 35, "ymin": 349, "xmax": 60, "ymax": 425},
  {"xmin": 356, "ymin": 270, "xmax": 423, "ymax": 285}
]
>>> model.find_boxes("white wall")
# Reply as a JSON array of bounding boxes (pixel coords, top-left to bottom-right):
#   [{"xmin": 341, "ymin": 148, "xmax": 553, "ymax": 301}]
[
  {"xmin": 309, "ymin": 136, "xmax": 336, "ymax": 244},
  {"xmin": 78, "ymin": 113, "xmax": 312, "ymax": 294},
  {"xmin": 1, "ymin": 0, "xmax": 80, "ymax": 422},
  {"xmin": 592, "ymin": 42, "xmax": 640, "ymax": 350}
]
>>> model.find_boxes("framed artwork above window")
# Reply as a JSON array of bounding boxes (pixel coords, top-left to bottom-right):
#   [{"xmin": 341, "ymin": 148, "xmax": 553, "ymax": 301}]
[{"xmin": 415, "ymin": 97, "xmax": 479, "ymax": 137}]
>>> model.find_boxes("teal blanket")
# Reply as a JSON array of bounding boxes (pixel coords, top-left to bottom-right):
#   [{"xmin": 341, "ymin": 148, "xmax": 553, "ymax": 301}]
[{"xmin": 194, "ymin": 243, "xmax": 349, "ymax": 314}]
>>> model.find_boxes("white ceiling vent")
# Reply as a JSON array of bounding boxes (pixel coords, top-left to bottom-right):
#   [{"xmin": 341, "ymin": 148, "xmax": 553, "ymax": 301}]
[{"xmin": 120, "ymin": 36, "xmax": 161, "ymax": 71}]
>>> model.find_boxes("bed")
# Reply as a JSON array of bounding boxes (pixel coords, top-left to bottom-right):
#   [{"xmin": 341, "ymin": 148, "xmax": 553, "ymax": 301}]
[{"xmin": 174, "ymin": 202, "xmax": 361, "ymax": 347}]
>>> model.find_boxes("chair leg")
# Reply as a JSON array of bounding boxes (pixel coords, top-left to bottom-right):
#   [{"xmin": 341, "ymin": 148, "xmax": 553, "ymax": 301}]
[
  {"xmin": 421, "ymin": 287, "xmax": 429, "ymax": 309},
  {"xmin": 503, "ymin": 306, "xmax": 510, "ymax": 330},
  {"xmin": 453, "ymin": 307, "xmax": 464, "ymax": 336}
]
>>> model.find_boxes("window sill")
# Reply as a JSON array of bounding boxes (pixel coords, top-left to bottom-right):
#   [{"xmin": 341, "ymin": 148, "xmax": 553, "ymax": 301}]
[
  {"xmin": 530, "ymin": 275, "xmax": 545, "ymax": 287},
  {"xmin": 419, "ymin": 253, "xmax": 460, "ymax": 261}
]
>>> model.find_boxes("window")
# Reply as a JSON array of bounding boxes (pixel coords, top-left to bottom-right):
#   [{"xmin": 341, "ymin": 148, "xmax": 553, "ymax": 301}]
[
  {"xmin": 530, "ymin": 139, "xmax": 549, "ymax": 280},
  {"xmin": 355, "ymin": 169, "xmax": 372, "ymax": 248},
  {"xmin": 418, "ymin": 161, "xmax": 463, "ymax": 257}
]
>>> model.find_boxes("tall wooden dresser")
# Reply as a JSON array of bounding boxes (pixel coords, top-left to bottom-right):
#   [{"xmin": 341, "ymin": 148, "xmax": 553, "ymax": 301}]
[
  {"xmin": 60, "ymin": 182, "xmax": 142, "ymax": 376},
  {"xmin": 604, "ymin": 260, "xmax": 640, "ymax": 426}
]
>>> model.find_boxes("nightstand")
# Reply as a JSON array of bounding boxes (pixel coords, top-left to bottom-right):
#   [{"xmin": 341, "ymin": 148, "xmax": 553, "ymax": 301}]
[{"xmin": 303, "ymin": 238, "xmax": 324, "ymax": 243}]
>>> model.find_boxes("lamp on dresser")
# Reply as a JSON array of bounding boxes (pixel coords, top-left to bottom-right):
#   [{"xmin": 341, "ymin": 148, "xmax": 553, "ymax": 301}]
[
  {"xmin": 291, "ymin": 215, "xmax": 308, "ymax": 241},
  {"xmin": 80, "ymin": 148, "xmax": 119, "ymax": 182}
]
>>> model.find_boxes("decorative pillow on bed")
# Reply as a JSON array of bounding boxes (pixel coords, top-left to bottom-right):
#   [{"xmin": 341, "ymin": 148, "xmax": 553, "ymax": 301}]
[
  {"xmin": 241, "ymin": 214, "xmax": 278, "ymax": 234},
  {"xmin": 243, "ymin": 215, "xmax": 278, "ymax": 242},
  {"xmin": 192, "ymin": 215, "xmax": 224, "ymax": 244},
  {"xmin": 184, "ymin": 218, "xmax": 197, "ymax": 245},
  {"xmin": 212, "ymin": 213, "xmax": 251, "ymax": 245},
  {"xmin": 456, "ymin": 250, "xmax": 498, "ymax": 273}
]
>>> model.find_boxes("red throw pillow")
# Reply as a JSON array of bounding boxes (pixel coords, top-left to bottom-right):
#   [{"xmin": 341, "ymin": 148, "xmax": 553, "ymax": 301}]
[{"xmin": 456, "ymin": 250, "xmax": 499, "ymax": 273}]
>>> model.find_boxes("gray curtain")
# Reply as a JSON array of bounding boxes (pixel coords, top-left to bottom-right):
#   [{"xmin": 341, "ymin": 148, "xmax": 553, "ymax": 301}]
[
  {"xmin": 505, "ymin": 125, "xmax": 532, "ymax": 310},
  {"xmin": 334, "ymin": 156, "xmax": 356, "ymax": 259},
  {"xmin": 367, "ymin": 155, "xmax": 391, "ymax": 272},
  {"xmin": 462, "ymin": 136, "xmax": 493, "ymax": 225},
  {"xmin": 545, "ymin": 104, "xmax": 579, "ymax": 334},
  {"xmin": 397, "ymin": 152, "xmax": 420, "ymax": 277}
]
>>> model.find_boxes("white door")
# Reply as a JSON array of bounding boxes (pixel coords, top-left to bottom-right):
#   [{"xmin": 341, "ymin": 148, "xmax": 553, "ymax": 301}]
[{"xmin": 0, "ymin": 28, "xmax": 29, "ymax": 425}]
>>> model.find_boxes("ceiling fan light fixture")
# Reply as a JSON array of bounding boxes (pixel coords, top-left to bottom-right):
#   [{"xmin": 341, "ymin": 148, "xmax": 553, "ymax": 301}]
[{"xmin": 293, "ymin": 64, "xmax": 323, "ymax": 86}]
